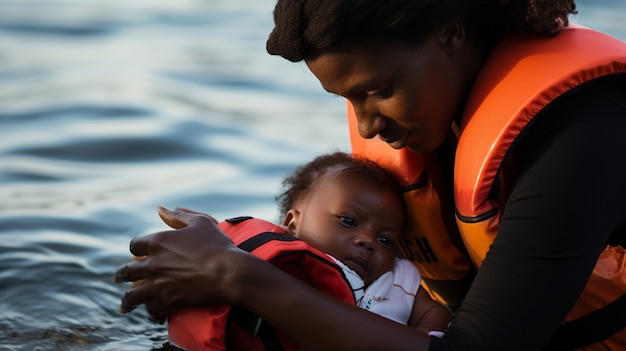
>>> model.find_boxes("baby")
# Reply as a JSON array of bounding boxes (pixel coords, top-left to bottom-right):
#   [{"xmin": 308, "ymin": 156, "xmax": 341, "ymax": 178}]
[{"xmin": 167, "ymin": 152, "xmax": 451, "ymax": 351}]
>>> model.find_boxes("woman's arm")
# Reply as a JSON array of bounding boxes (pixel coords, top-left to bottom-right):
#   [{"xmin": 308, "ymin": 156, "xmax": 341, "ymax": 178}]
[
  {"xmin": 116, "ymin": 206, "xmax": 433, "ymax": 350},
  {"xmin": 433, "ymin": 78, "xmax": 626, "ymax": 350},
  {"xmin": 235, "ymin": 243, "xmax": 433, "ymax": 350}
]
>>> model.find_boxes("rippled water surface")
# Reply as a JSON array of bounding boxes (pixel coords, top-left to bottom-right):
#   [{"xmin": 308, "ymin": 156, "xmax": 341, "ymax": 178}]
[{"xmin": 1, "ymin": 1, "xmax": 625, "ymax": 350}]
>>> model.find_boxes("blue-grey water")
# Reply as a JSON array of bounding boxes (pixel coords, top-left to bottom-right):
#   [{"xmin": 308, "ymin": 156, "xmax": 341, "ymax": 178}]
[{"xmin": 1, "ymin": 1, "xmax": 624, "ymax": 350}]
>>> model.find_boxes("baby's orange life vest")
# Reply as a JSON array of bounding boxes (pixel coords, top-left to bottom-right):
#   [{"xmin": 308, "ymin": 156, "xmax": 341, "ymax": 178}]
[
  {"xmin": 167, "ymin": 216, "xmax": 356, "ymax": 351},
  {"xmin": 349, "ymin": 25, "xmax": 626, "ymax": 350}
]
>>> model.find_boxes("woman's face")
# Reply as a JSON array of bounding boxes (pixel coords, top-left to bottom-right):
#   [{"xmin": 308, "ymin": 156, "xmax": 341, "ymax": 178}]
[{"xmin": 305, "ymin": 30, "xmax": 475, "ymax": 153}]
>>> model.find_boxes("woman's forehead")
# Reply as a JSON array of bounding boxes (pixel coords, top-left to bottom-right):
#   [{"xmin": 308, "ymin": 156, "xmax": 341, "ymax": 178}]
[{"xmin": 305, "ymin": 47, "xmax": 400, "ymax": 95}]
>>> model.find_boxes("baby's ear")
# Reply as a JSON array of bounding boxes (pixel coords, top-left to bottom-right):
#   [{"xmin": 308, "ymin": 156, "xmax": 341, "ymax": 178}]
[{"xmin": 281, "ymin": 209, "xmax": 300, "ymax": 235}]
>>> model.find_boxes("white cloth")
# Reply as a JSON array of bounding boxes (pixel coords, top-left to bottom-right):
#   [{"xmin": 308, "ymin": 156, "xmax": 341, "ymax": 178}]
[{"xmin": 330, "ymin": 256, "xmax": 421, "ymax": 325}]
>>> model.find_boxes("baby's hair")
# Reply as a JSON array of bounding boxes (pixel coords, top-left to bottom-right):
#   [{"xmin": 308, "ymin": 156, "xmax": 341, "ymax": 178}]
[
  {"xmin": 276, "ymin": 151, "xmax": 402, "ymax": 220},
  {"xmin": 267, "ymin": 0, "xmax": 577, "ymax": 62}
]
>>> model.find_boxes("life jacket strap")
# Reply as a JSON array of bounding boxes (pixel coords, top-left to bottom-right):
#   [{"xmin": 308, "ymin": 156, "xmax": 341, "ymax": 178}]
[
  {"xmin": 544, "ymin": 293, "xmax": 626, "ymax": 350},
  {"xmin": 227, "ymin": 306, "xmax": 285, "ymax": 351},
  {"xmin": 223, "ymin": 230, "xmax": 297, "ymax": 351},
  {"xmin": 237, "ymin": 231, "xmax": 298, "ymax": 252}
]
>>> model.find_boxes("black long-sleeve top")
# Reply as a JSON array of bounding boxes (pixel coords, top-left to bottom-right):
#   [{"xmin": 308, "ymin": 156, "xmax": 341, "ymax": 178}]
[{"xmin": 430, "ymin": 75, "xmax": 626, "ymax": 350}]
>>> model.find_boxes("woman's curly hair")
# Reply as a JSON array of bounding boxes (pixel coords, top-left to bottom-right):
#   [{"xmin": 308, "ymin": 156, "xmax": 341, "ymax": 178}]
[
  {"xmin": 499, "ymin": 0, "xmax": 576, "ymax": 35},
  {"xmin": 267, "ymin": 0, "xmax": 577, "ymax": 62},
  {"xmin": 276, "ymin": 151, "xmax": 403, "ymax": 221}
]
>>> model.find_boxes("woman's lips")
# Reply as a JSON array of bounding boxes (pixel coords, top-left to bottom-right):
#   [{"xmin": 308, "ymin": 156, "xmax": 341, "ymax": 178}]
[{"xmin": 379, "ymin": 133, "xmax": 407, "ymax": 149}]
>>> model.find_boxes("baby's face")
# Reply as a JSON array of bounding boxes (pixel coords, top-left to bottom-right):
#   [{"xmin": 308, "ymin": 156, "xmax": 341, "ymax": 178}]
[{"xmin": 292, "ymin": 172, "xmax": 404, "ymax": 285}]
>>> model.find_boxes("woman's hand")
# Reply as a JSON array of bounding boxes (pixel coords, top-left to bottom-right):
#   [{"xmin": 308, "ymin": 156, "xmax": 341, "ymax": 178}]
[
  {"xmin": 115, "ymin": 208, "xmax": 433, "ymax": 350},
  {"xmin": 114, "ymin": 206, "xmax": 241, "ymax": 323}
]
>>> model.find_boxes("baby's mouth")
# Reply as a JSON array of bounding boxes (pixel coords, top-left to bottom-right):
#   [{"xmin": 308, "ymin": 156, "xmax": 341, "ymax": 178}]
[{"xmin": 343, "ymin": 257, "xmax": 369, "ymax": 280}]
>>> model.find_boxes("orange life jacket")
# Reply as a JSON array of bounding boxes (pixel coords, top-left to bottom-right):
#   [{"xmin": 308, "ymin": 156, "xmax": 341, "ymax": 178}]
[
  {"xmin": 167, "ymin": 216, "xmax": 356, "ymax": 351},
  {"xmin": 349, "ymin": 25, "xmax": 626, "ymax": 350}
]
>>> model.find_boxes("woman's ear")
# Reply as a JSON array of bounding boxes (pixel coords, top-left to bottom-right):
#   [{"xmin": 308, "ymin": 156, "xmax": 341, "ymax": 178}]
[
  {"xmin": 437, "ymin": 20, "xmax": 465, "ymax": 54},
  {"xmin": 281, "ymin": 209, "xmax": 300, "ymax": 236}
]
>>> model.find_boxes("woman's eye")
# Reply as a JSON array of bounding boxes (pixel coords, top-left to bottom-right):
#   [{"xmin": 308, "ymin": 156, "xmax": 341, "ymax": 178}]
[
  {"xmin": 370, "ymin": 85, "xmax": 390, "ymax": 98},
  {"xmin": 377, "ymin": 236, "xmax": 394, "ymax": 248},
  {"xmin": 338, "ymin": 216, "xmax": 356, "ymax": 228}
]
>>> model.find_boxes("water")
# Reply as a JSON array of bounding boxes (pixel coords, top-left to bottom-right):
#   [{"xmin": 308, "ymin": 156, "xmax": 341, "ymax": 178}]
[{"xmin": 0, "ymin": 1, "xmax": 624, "ymax": 350}]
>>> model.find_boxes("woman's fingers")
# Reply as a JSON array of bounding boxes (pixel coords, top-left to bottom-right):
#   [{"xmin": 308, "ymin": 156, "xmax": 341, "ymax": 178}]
[
  {"xmin": 114, "ymin": 253, "xmax": 150, "ymax": 284},
  {"xmin": 175, "ymin": 206, "xmax": 219, "ymax": 224},
  {"xmin": 158, "ymin": 205, "xmax": 198, "ymax": 229},
  {"xmin": 158, "ymin": 207, "xmax": 229, "ymax": 245},
  {"xmin": 145, "ymin": 299, "xmax": 168, "ymax": 324},
  {"xmin": 114, "ymin": 206, "xmax": 238, "ymax": 318},
  {"xmin": 127, "ymin": 232, "xmax": 157, "ymax": 257},
  {"xmin": 118, "ymin": 272, "xmax": 155, "ymax": 314}
]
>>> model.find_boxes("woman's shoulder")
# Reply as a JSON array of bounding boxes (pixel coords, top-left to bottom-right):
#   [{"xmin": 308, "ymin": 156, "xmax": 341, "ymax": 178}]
[
  {"xmin": 555, "ymin": 75, "xmax": 626, "ymax": 116},
  {"xmin": 584, "ymin": 75, "xmax": 626, "ymax": 109},
  {"xmin": 519, "ymin": 74, "xmax": 626, "ymax": 152}
]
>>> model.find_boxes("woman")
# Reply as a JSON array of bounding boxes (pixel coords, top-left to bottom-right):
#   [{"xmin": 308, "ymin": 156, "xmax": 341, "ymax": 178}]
[{"xmin": 115, "ymin": 0, "xmax": 626, "ymax": 349}]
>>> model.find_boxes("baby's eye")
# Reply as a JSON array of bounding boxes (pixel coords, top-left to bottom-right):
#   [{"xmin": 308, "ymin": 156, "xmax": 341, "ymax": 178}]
[
  {"xmin": 377, "ymin": 236, "xmax": 394, "ymax": 248},
  {"xmin": 338, "ymin": 216, "xmax": 356, "ymax": 228}
]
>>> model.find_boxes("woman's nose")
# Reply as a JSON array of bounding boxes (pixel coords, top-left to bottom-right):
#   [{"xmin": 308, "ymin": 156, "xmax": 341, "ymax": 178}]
[{"xmin": 354, "ymin": 104, "xmax": 385, "ymax": 139}]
